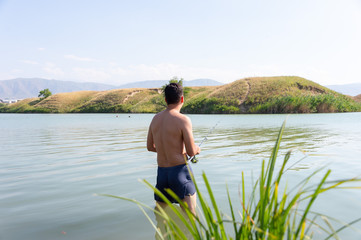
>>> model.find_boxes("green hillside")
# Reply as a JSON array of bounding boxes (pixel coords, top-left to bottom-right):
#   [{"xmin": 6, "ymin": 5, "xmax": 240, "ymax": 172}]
[{"xmin": 1, "ymin": 76, "xmax": 361, "ymax": 114}]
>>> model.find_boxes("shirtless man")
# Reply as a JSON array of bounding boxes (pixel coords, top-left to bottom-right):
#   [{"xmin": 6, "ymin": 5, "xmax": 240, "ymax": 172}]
[{"xmin": 147, "ymin": 82, "xmax": 200, "ymax": 215}]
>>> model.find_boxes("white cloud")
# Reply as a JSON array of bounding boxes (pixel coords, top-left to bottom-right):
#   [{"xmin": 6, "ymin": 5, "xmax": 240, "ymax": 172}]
[
  {"xmin": 37, "ymin": 47, "xmax": 45, "ymax": 51},
  {"xmin": 110, "ymin": 67, "xmax": 128, "ymax": 76},
  {"xmin": 11, "ymin": 69, "xmax": 23, "ymax": 74},
  {"xmin": 64, "ymin": 54, "xmax": 97, "ymax": 62},
  {"xmin": 109, "ymin": 62, "xmax": 119, "ymax": 67},
  {"xmin": 72, "ymin": 67, "xmax": 111, "ymax": 82},
  {"xmin": 21, "ymin": 60, "xmax": 39, "ymax": 65},
  {"xmin": 43, "ymin": 62, "xmax": 64, "ymax": 76}
]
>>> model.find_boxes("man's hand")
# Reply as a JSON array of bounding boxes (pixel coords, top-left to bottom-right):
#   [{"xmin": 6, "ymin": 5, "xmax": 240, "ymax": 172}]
[{"xmin": 196, "ymin": 145, "xmax": 201, "ymax": 155}]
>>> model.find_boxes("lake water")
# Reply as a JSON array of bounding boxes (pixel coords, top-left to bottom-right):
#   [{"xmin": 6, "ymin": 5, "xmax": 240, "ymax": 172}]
[{"xmin": 1, "ymin": 113, "xmax": 361, "ymax": 239}]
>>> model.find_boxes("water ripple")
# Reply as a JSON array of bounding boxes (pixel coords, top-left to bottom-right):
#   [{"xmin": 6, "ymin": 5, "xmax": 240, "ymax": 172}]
[{"xmin": 1, "ymin": 113, "xmax": 360, "ymax": 240}]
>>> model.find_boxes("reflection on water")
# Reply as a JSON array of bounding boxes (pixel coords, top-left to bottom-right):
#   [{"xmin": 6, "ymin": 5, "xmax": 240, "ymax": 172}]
[
  {"xmin": 205, "ymin": 125, "xmax": 336, "ymax": 167},
  {"xmin": 0, "ymin": 113, "xmax": 360, "ymax": 239}
]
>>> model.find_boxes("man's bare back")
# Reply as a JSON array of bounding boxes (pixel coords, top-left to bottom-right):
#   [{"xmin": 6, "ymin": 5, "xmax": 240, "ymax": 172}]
[{"xmin": 147, "ymin": 108, "xmax": 200, "ymax": 167}]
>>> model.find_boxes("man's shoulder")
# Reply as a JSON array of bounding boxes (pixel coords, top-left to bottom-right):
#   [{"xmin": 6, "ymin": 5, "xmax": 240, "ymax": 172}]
[
  {"xmin": 173, "ymin": 113, "xmax": 191, "ymax": 127},
  {"xmin": 153, "ymin": 110, "xmax": 166, "ymax": 119},
  {"xmin": 179, "ymin": 113, "xmax": 190, "ymax": 121}
]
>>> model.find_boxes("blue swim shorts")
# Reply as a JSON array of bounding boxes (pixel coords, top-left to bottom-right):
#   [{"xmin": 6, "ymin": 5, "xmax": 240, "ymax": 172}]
[{"xmin": 154, "ymin": 164, "xmax": 196, "ymax": 203}]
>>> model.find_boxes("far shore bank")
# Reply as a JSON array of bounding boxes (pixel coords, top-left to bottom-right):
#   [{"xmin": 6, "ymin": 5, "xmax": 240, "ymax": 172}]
[{"xmin": 1, "ymin": 76, "xmax": 361, "ymax": 114}]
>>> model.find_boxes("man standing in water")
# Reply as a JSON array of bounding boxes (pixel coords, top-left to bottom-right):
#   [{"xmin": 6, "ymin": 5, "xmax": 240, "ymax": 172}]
[{"xmin": 147, "ymin": 82, "xmax": 200, "ymax": 215}]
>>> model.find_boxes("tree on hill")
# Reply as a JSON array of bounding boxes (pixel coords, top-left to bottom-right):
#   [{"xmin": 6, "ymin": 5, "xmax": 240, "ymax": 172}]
[
  {"xmin": 161, "ymin": 77, "xmax": 190, "ymax": 97},
  {"xmin": 38, "ymin": 88, "xmax": 52, "ymax": 100},
  {"xmin": 161, "ymin": 76, "xmax": 184, "ymax": 91}
]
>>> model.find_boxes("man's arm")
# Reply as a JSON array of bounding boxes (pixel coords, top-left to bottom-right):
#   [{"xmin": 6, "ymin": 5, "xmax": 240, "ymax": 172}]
[
  {"xmin": 147, "ymin": 125, "xmax": 156, "ymax": 152},
  {"xmin": 182, "ymin": 116, "xmax": 200, "ymax": 157}
]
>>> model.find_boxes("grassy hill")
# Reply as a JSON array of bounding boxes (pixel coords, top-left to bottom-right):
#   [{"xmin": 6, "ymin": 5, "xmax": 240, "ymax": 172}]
[
  {"xmin": 1, "ymin": 76, "xmax": 361, "ymax": 114},
  {"xmin": 354, "ymin": 94, "xmax": 361, "ymax": 103}
]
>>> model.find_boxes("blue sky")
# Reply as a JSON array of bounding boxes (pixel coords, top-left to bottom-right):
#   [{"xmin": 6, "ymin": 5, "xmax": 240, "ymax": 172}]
[{"xmin": 0, "ymin": 0, "xmax": 360, "ymax": 85}]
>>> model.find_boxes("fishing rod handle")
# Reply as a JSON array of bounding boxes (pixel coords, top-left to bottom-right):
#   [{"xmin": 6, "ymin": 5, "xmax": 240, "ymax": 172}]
[{"xmin": 187, "ymin": 155, "xmax": 198, "ymax": 163}]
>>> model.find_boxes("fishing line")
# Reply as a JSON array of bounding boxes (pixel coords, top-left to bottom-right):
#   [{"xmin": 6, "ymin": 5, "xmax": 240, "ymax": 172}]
[{"xmin": 187, "ymin": 121, "xmax": 220, "ymax": 163}]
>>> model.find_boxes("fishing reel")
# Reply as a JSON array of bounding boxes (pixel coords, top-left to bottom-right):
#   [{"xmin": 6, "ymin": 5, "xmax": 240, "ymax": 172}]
[{"xmin": 187, "ymin": 155, "xmax": 198, "ymax": 164}]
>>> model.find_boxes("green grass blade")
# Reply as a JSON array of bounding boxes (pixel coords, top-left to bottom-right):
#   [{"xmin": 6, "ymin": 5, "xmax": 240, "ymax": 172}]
[
  {"xmin": 97, "ymin": 194, "xmax": 166, "ymax": 238},
  {"xmin": 275, "ymin": 150, "xmax": 292, "ymax": 185},
  {"xmin": 202, "ymin": 172, "xmax": 228, "ymax": 239},
  {"xmin": 227, "ymin": 184, "xmax": 238, "ymax": 238},
  {"xmin": 259, "ymin": 119, "xmax": 287, "ymax": 235},
  {"xmin": 321, "ymin": 216, "xmax": 341, "ymax": 240},
  {"xmin": 138, "ymin": 205, "xmax": 165, "ymax": 240},
  {"xmin": 325, "ymin": 217, "xmax": 361, "ymax": 240},
  {"xmin": 96, "ymin": 193, "xmax": 156, "ymax": 213},
  {"xmin": 295, "ymin": 170, "xmax": 331, "ymax": 238},
  {"xmin": 192, "ymin": 174, "xmax": 217, "ymax": 237}
]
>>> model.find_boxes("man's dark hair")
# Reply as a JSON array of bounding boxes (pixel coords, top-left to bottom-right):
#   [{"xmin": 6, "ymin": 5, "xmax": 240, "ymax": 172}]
[{"xmin": 164, "ymin": 83, "xmax": 183, "ymax": 105}]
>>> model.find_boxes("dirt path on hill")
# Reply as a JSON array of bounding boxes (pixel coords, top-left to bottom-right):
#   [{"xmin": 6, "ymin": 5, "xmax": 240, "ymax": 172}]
[
  {"xmin": 239, "ymin": 79, "xmax": 251, "ymax": 105},
  {"xmin": 123, "ymin": 90, "xmax": 141, "ymax": 103}
]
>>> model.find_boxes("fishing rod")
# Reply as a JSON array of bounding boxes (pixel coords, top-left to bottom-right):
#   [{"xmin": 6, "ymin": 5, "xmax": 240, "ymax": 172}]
[{"xmin": 188, "ymin": 121, "xmax": 220, "ymax": 163}]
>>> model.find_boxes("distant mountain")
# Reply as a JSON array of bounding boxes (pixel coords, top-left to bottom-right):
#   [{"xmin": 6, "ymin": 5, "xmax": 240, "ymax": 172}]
[
  {"xmin": 116, "ymin": 78, "xmax": 223, "ymax": 89},
  {"xmin": 116, "ymin": 80, "xmax": 168, "ymax": 89},
  {"xmin": 0, "ymin": 78, "xmax": 223, "ymax": 99},
  {"xmin": 326, "ymin": 83, "xmax": 361, "ymax": 96},
  {"xmin": 185, "ymin": 79, "xmax": 223, "ymax": 87},
  {"xmin": 0, "ymin": 78, "xmax": 114, "ymax": 99}
]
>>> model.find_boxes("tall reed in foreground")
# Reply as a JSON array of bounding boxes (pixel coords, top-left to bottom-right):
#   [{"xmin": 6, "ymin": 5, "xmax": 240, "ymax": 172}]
[{"xmin": 101, "ymin": 121, "xmax": 361, "ymax": 239}]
